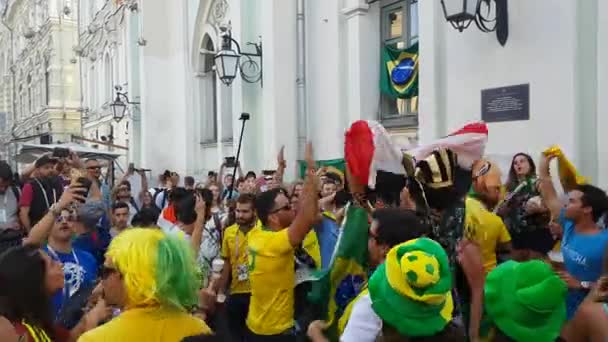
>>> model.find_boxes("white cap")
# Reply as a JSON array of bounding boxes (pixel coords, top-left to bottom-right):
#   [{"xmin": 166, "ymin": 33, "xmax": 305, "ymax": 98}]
[
  {"xmin": 216, "ymin": 293, "xmax": 226, "ymax": 303},
  {"xmin": 212, "ymin": 258, "xmax": 225, "ymax": 273}
]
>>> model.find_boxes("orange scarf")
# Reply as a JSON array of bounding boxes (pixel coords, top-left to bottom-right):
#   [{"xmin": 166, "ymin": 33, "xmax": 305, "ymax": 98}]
[{"xmin": 162, "ymin": 205, "xmax": 177, "ymax": 224}]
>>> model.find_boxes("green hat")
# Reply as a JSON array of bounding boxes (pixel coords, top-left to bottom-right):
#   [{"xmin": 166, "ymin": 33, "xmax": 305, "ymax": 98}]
[
  {"xmin": 368, "ymin": 238, "xmax": 453, "ymax": 337},
  {"xmin": 485, "ymin": 260, "xmax": 567, "ymax": 342}
]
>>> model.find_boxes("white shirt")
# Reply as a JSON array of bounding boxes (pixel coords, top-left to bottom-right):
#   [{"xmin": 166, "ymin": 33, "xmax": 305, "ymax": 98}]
[
  {"xmin": 162, "ymin": 224, "xmax": 191, "ymax": 242},
  {"xmin": 340, "ymin": 293, "xmax": 382, "ymax": 342}
]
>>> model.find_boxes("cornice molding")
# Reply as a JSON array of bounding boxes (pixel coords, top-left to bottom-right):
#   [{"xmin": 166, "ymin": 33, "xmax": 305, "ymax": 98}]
[{"xmin": 340, "ymin": 3, "xmax": 370, "ymax": 19}]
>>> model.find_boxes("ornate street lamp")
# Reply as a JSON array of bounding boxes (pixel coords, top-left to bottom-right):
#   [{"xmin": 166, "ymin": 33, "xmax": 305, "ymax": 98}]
[
  {"xmin": 110, "ymin": 86, "xmax": 140, "ymax": 123},
  {"xmin": 214, "ymin": 42, "xmax": 240, "ymax": 86},
  {"xmin": 440, "ymin": 0, "xmax": 509, "ymax": 46},
  {"xmin": 214, "ymin": 25, "xmax": 263, "ymax": 87}
]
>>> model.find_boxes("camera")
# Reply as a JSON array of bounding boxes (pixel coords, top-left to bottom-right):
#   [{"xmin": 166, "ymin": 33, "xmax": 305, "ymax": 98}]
[
  {"xmin": 74, "ymin": 177, "xmax": 92, "ymax": 202},
  {"xmin": 225, "ymin": 157, "xmax": 236, "ymax": 168},
  {"xmin": 52, "ymin": 147, "xmax": 70, "ymax": 159}
]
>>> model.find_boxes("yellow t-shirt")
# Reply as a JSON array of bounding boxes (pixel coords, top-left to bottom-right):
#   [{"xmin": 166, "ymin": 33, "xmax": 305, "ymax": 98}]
[
  {"xmin": 246, "ymin": 226, "xmax": 295, "ymax": 335},
  {"xmin": 302, "ymin": 229, "xmax": 322, "ymax": 269},
  {"xmin": 77, "ymin": 307, "xmax": 211, "ymax": 342},
  {"xmin": 464, "ymin": 197, "xmax": 512, "ymax": 273},
  {"xmin": 221, "ymin": 221, "xmax": 261, "ymax": 294}
]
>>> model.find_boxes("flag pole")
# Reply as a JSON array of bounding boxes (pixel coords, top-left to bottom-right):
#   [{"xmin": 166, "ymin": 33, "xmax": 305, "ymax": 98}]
[{"xmin": 228, "ymin": 113, "xmax": 250, "ymax": 199}]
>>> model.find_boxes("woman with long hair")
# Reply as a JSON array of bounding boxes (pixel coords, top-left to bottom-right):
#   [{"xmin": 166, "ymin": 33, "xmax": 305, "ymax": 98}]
[
  {"xmin": 0, "ymin": 244, "xmax": 110, "ymax": 342},
  {"xmin": 207, "ymin": 182, "xmax": 224, "ymax": 216},
  {"xmin": 499, "ymin": 153, "xmax": 554, "ymax": 261},
  {"xmin": 0, "ymin": 244, "xmax": 65, "ymax": 341}
]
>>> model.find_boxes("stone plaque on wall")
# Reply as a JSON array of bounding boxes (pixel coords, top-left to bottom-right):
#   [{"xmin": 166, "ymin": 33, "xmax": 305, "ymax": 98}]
[{"xmin": 481, "ymin": 84, "xmax": 530, "ymax": 122}]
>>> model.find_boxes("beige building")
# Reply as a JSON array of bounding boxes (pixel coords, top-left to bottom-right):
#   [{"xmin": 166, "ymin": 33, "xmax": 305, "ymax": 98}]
[{"xmin": 0, "ymin": 0, "xmax": 81, "ymax": 160}]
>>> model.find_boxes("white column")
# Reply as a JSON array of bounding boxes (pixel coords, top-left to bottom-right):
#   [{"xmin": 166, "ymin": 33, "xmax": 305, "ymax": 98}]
[
  {"xmin": 596, "ymin": 0, "xmax": 608, "ymax": 187},
  {"xmin": 260, "ymin": 0, "xmax": 298, "ymax": 177},
  {"xmin": 306, "ymin": 0, "xmax": 344, "ymax": 161},
  {"xmin": 418, "ymin": 0, "xmax": 448, "ymax": 143},
  {"xmin": 341, "ymin": 0, "xmax": 380, "ymax": 125},
  {"xmin": 139, "ymin": 0, "xmax": 190, "ymax": 176},
  {"xmin": 574, "ymin": 0, "xmax": 598, "ymax": 181}
]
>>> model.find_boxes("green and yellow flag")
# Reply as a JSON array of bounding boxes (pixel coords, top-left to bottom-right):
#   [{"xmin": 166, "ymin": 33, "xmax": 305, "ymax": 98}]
[
  {"xmin": 297, "ymin": 159, "xmax": 345, "ymax": 180},
  {"xmin": 308, "ymin": 204, "xmax": 369, "ymax": 339},
  {"xmin": 380, "ymin": 42, "xmax": 419, "ymax": 99},
  {"xmin": 543, "ymin": 145, "xmax": 588, "ymax": 192}
]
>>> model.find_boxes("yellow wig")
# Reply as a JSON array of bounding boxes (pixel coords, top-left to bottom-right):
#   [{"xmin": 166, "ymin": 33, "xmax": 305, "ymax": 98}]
[{"xmin": 106, "ymin": 228, "xmax": 201, "ymax": 310}]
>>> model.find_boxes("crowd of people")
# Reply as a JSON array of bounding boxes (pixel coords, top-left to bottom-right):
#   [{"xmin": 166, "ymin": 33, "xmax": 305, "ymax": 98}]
[{"xmin": 0, "ymin": 129, "xmax": 607, "ymax": 342}]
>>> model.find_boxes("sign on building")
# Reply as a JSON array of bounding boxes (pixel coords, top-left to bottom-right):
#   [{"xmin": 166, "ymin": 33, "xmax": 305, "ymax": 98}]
[{"xmin": 481, "ymin": 84, "xmax": 530, "ymax": 122}]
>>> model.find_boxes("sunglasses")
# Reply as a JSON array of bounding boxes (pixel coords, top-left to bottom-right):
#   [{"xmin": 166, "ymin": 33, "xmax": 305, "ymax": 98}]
[
  {"xmin": 56, "ymin": 215, "xmax": 76, "ymax": 223},
  {"xmin": 271, "ymin": 203, "xmax": 292, "ymax": 214},
  {"xmin": 99, "ymin": 265, "xmax": 119, "ymax": 280},
  {"xmin": 87, "ymin": 166, "xmax": 102, "ymax": 170}
]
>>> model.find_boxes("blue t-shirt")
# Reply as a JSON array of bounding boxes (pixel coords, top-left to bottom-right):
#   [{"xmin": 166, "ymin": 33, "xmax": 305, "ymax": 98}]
[
  {"xmin": 560, "ymin": 209, "xmax": 608, "ymax": 319},
  {"xmin": 313, "ymin": 213, "xmax": 340, "ymax": 270},
  {"xmin": 43, "ymin": 246, "xmax": 98, "ymax": 317}
]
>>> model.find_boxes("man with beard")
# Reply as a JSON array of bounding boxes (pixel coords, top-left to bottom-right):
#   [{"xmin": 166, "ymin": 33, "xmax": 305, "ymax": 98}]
[
  {"xmin": 19, "ymin": 155, "xmax": 63, "ymax": 230},
  {"xmin": 217, "ymin": 193, "xmax": 259, "ymax": 341},
  {"xmin": 246, "ymin": 143, "xmax": 318, "ymax": 341}
]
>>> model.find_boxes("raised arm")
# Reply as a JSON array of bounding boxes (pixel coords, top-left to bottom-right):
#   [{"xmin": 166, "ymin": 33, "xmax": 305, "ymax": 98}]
[
  {"xmin": 137, "ymin": 169, "xmax": 149, "ymax": 203},
  {"xmin": 288, "ymin": 142, "xmax": 319, "ymax": 247},
  {"xmin": 537, "ymin": 153, "xmax": 562, "ymax": 220},
  {"xmin": 274, "ymin": 146, "xmax": 286, "ymax": 186},
  {"xmin": 218, "ymin": 163, "xmax": 227, "ymax": 192},
  {"xmin": 23, "ymin": 186, "xmax": 85, "ymax": 246},
  {"xmin": 237, "ymin": 163, "xmax": 244, "ymax": 179},
  {"xmin": 191, "ymin": 194, "xmax": 207, "ymax": 255}
]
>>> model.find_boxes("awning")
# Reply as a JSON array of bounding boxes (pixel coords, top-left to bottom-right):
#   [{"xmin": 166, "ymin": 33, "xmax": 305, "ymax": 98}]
[{"xmin": 16, "ymin": 142, "xmax": 123, "ymax": 164}]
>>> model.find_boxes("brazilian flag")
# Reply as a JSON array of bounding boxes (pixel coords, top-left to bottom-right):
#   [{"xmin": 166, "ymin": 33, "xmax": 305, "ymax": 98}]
[
  {"xmin": 380, "ymin": 42, "xmax": 419, "ymax": 99},
  {"xmin": 297, "ymin": 158, "xmax": 345, "ymax": 180},
  {"xmin": 308, "ymin": 204, "xmax": 369, "ymax": 340}
]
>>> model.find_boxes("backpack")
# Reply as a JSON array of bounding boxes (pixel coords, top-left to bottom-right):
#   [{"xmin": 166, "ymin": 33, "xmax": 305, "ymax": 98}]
[
  {"xmin": 10, "ymin": 185, "xmax": 20, "ymax": 203},
  {"xmin": 129, "ymin": 197, "xmax": 140, "ymax": 213},
  {"xmin": 152, "ymin": 188, "xmax": 168, "ymax": 209}
]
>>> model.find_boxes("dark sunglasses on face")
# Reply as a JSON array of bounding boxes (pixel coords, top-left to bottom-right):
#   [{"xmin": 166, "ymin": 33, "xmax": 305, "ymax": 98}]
[
  {"xmin": 271, "ymin": 203, "xmax": 292, "ymax": 214},
  {"xmin": 56, "ymin": 215, "xmax": 75, "ymax": 223},
  {"xmin": 87, "ymin": 166, "xmax": 101, "ymax": 170},
  {"xmin": 100, "ymin": 265, "xmax": 119, "ymax": 280}
]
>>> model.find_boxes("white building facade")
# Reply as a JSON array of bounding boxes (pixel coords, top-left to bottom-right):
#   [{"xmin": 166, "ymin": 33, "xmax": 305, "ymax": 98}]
[
  {"xmin": 77, "ymin": 0, "xmax": 141, "ymax": 167},
  {"xmin": 88, "ymin": 0, "xmax": 606, "ymax": 187},
  {"xmin": 0, "ymin": 0, "xmax": 81, "ymax": 160},
  {"xmin": 133, "ymin": 0, "xmax": 420, "ymax": 182},
  {"xmin": 420, "ymin": 0, "xmax": 608, "ymax": 187}
]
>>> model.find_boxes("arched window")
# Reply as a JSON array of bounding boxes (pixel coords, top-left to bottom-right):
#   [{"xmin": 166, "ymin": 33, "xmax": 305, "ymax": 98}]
[
  {"xmin": 200, "ymin": 35, "xmax": 218, "ymax": 143},
  {"xmin": 0, "ymin": 53, "xmax": 5, "ymax": 111},
  {"xmin": 27, "ymin": 74, "xmax": 32, "ymax": 114},
  {"xmin": 0, "ymin": 53, "xmax": 4, "ymax": 80},
  {"xmin": 17, "ymin": 85, "xmax": 22, "ymax": 119},
  {"xmin": 104, "ymin": 53, "xmax": 113, "ymax": 103},
  {"xmin": 44, "ymin": 59, "xmax": 50, "ymax": 105},
  {"xmin": 90, "ymin": 65, "xmax": 97, "ymax": 110}
]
